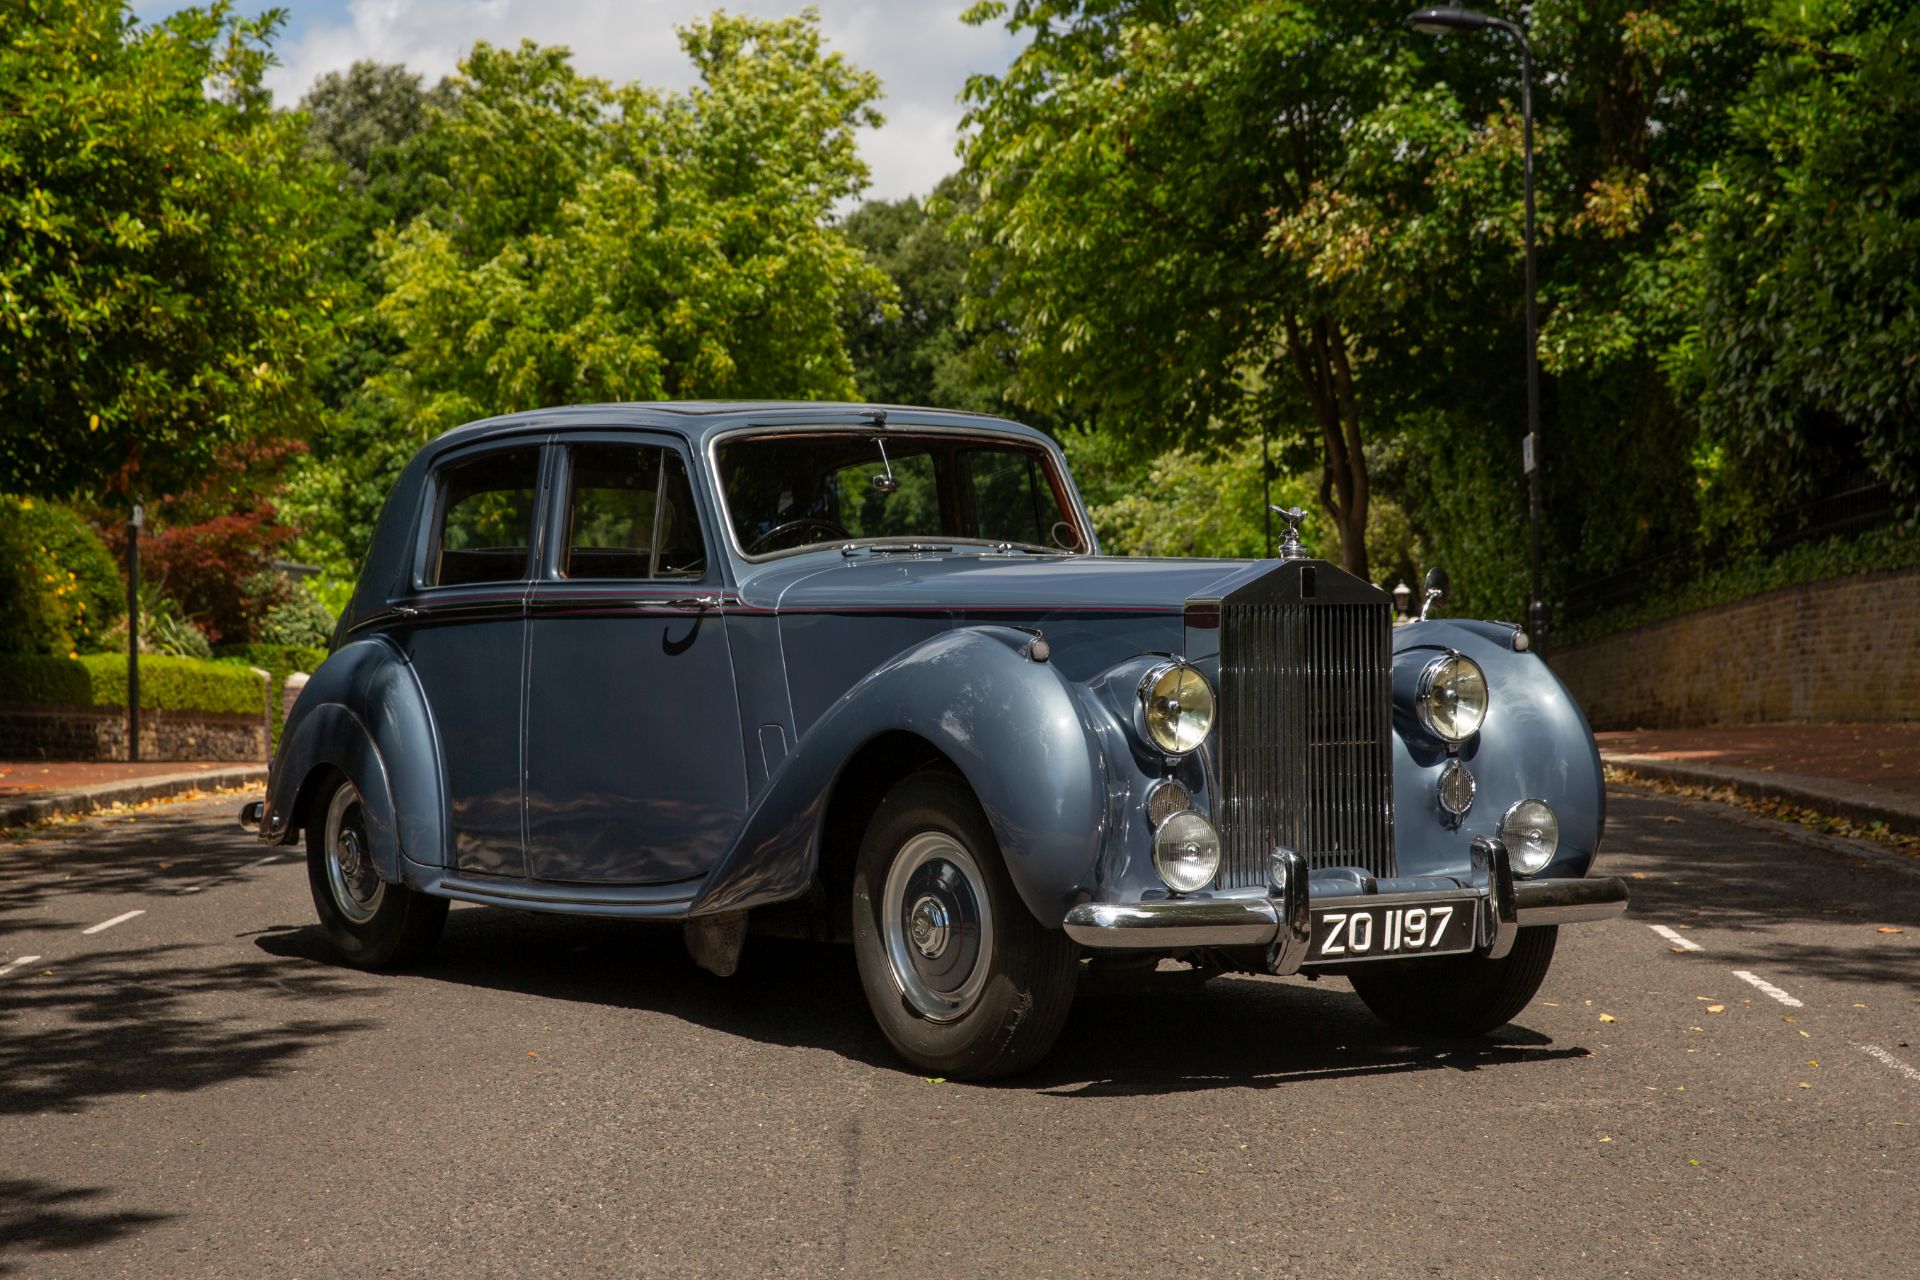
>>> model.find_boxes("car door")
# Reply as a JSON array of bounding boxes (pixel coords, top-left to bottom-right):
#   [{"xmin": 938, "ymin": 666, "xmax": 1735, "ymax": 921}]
[
  {"xmin": 395, "ymin": 439, "xmax": 548, "ymax": 879},
  {"xmin": 523, "ymin": 434, "xmax": 749, "ymax": 884}
]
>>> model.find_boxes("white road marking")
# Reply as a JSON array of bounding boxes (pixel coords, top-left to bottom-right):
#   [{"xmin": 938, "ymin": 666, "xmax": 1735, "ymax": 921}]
[
  {"xmin": 1649, "ymin": 924, "xmax": 1703, "ymax": 952},
  {"xmin": 1732, "ymin": 969, "xmax": 1804, "ymax": 1008},
  {"xmin": 81, "ymin": 910, "xmax": 145, "ymax": 935},
  {"xmin": 1859, "ymin": 1044, "xmax": 1920, "ymax": 1084},
  {"xmin": 246, "ymin": 853, "xmax": 283, "ymax": 869},
  {"xmin": 0, "ymin": 955, "xmax": 43, "ymax": 978}
]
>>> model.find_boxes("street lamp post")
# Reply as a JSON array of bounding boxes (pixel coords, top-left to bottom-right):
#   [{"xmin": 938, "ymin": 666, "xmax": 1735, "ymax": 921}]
[{"xmin": 1406, "ymin": 5, "xmax": 1546, "ymax": 651}]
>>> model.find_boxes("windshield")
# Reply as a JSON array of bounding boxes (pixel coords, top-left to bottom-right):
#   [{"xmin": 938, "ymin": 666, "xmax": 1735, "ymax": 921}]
[{"xmin": 714, "ymin": 431, "xmax": 1087, "ymax": 558}]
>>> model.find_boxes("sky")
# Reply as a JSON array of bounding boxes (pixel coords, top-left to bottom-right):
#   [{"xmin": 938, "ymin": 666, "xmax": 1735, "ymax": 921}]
[{"xmin": 134, "ymin": 1, "xmax": 1026, "ymax": 203}]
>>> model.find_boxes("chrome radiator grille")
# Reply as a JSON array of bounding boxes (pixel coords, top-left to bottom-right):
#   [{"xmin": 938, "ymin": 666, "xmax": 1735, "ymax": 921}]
[{"xmin": 1216, "ymin": 599, "xmax": 1396, "ymax": 888}]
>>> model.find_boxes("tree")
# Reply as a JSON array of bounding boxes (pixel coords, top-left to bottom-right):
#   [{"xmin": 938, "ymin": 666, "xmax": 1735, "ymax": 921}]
[
  {"xmin": 1679, "ymin": 1, "xmax": 1920, "ymax": 541},
  {"xmin": 371, "ymin": 14, "xmax": 891, "ymax": 440},
  {"xmin": 0, "ymin": 1, "xmax": 341, "ymax": 501}
]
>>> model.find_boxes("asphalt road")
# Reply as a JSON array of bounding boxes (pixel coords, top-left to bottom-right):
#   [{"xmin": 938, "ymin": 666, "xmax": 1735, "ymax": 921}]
[{"xmin": 2, "ymin": 789, "xmax": 1915, "ymax": 1279}]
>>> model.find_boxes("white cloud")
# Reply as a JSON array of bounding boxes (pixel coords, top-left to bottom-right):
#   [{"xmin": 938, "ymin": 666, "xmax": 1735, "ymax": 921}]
[{"xmin": 260, "ymin": 0, "xmax": 1023, "ymax": 203}]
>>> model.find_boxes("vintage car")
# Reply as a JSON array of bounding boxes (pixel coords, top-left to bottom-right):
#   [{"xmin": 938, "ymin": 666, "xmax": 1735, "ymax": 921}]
[{"xmin": 241, "ymin": 401, "xmax": 1627, "ymax": 1078}]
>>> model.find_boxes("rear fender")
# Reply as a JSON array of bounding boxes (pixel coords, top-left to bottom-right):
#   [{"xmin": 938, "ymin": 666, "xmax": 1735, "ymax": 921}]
[
  {"xmin": 689, "ymin": 625, "xmax": 1107, "ymax": 924},
  {"xmin": 261, "ymin": 637, "xmax": 446, "ymax": 885}
]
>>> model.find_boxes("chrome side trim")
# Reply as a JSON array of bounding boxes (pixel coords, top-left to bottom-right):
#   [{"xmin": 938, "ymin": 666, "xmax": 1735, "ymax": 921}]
[
  {"xmin": 1063, "ymin": 898, "xmax": 1281, "ymax": 950},
  {"xmin": 1514, "ymin": 875, "xmax": 1629, "ymax": 925}
]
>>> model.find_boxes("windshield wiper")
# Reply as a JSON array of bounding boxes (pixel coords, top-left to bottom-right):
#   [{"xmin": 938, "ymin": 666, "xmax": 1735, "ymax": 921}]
[{"xmin": 842, "ymin": 541, "xmax": 955, "ymax": 557}]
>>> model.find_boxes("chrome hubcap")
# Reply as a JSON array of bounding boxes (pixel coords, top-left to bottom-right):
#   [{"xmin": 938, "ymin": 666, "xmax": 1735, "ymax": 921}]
[
  {"xmin": 881, "ymin": 832, "xmax": 993, "ymax": 1022},
  {"xmin": 324, "ymin": 783, "xmax": 384, "ymax": 924}
]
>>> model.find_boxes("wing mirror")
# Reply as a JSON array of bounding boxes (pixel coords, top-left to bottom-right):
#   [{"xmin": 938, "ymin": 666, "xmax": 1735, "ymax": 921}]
[{"xmin": 1420, "ymin": 566, "xmax": 1449, "ymax": 620}]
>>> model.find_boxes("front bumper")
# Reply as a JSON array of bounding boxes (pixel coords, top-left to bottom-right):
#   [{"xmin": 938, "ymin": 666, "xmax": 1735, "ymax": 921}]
[{"xmin": 1063, "ymin": 836, "xmax": 1628, "ymax": 974}]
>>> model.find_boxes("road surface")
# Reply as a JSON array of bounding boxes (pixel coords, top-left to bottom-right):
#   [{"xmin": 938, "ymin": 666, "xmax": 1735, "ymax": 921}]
[{"xmin": 2, "ymin": 788, "xmax": 1915, "ymax": 1277}]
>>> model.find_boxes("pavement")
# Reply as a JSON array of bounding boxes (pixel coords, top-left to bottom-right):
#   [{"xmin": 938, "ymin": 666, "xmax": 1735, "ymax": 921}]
[
  {"xmin": 1, "ymin": 789, "xmax": 1915, "ymax": 1276},
  {"xmin": 1596, "ymin": 722, "xmax": 1920, "ymax": 838},
  {"xmin": 0, "ymin": 761, "xmax": 266, "ymax": 830}
]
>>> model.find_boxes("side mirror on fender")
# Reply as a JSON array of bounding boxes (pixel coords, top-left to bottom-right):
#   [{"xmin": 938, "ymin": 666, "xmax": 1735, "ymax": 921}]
[{"xmin": 1421, "ymin": 566, "xmax": 1449, "ymax": 620}]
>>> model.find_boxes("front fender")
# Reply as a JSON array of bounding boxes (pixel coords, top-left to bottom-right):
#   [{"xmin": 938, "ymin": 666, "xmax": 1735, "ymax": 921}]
[
  {"xmin": 1391, "ymin": 619, "xmax": 1605, "ymax": 879},
  {"xmin": 689, "ymin": 625, "xmax": 1107, "ymax": 923},
  {"xmin": 261, "ymin": 636, "xmax": 446, "ymax": 885}
]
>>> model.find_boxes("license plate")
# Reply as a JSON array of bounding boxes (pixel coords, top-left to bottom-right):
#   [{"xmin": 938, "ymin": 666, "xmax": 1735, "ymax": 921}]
[{"xmin": 1309, "ymin": 897, "xmax": 1477, "ymax": 962}]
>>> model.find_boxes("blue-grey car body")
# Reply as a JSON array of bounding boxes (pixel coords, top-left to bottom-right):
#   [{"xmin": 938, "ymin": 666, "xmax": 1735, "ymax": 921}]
[{"xmin": 256, "ymin": 401, "xmax": 1619, "ymax": 955}]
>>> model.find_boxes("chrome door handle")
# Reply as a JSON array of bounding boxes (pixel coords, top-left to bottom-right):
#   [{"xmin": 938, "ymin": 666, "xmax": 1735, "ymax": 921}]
[{"xmin": 661, "ymin": 595, "xmax": 725, "ymax": 610}]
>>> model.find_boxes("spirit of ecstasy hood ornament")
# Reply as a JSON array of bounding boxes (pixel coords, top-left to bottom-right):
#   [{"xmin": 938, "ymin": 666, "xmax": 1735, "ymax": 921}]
[{"xmin": 1268, "ymin": 505, "xmax": 1309, "ymax": 561}]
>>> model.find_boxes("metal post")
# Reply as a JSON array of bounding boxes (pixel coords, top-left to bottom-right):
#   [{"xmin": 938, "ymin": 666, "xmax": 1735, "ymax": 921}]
[
  {"xmin": 1518, "ymin": 33, "xmax": 1545, "ymax": 654},
  {"xmin": 126, "ymin": 502, "xmax": 142, "ymax": 762},
  {"xmin": 1262, "ymin": 418, "xmax": 1274, "ymax": 558}
]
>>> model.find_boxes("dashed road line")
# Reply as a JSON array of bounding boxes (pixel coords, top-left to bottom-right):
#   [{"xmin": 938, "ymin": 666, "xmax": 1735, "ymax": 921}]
[
  {"xmin": 81, "ymin": 909, "xmax": 145, "ymax": 935},
  {"xmin": 1858, "ymin": 1044, "xmax": 1920, "ymax": 1084},
  {"xmin": 1649, "ymin": 924, "xmax": 1704, "ymax": 952},
  {"xmin": 1732, "ymin": 969, "xmax": 1804, "ymax": 1008},
  {"xmin": 0, "ymin": 955, "xmax": 43, "ymax": 978}
]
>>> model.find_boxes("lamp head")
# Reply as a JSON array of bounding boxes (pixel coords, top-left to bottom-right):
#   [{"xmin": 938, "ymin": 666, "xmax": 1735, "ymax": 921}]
[{"xmin": 1407, "ymin": 6, "xmax": 1498, "ymax": 35}]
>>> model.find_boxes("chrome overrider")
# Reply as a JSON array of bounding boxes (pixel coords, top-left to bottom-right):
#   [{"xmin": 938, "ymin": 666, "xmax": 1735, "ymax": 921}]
[{"xmin": 1062, "ymin": 836, "xmax": 1629, "ymax": 974}]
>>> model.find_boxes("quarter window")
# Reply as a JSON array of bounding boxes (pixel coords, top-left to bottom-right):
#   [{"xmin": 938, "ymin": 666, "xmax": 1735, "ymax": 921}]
[
  {"xmin": 563, "ymin": 444, "xmax": 706, "ymax": 580},
  {"xmin": 431, "ymin": 448, "xmax": 541, "ymax": 587}
]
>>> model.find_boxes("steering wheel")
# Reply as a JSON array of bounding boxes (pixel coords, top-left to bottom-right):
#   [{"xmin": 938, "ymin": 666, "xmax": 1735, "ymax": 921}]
[{"xmin": 746, "ymin": 517, "xmax": 850, "ymax": 555}]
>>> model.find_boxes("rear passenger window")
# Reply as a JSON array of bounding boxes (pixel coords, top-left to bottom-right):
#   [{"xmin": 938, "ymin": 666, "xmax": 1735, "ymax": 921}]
[
  {"xmin": 431, "ymin": 448, "xmax": 541, "ymax": 586},
  {"xmin": 563, "ymin": 444, "xmax": 706, "ymax": 580}
]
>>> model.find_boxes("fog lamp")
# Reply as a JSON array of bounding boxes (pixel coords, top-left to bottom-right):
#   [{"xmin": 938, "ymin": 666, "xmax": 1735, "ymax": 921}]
[
  {"xmin": 1499, "ymin": 798, "xmax": 1559, "ymax": 875},
  {"xmin": 1153, "ymin": 811, "xmax": 1220, "ymax": 893}
]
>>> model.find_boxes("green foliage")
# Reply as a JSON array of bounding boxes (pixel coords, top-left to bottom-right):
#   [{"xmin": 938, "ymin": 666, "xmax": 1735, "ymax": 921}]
[
  {"xmin": 0, "ymin": 0, "xmax": 343, "ymax": 499},
  {"xmin": 0, "ymin": 653, "xmax": 264, "ymax": 715},
  {"xmin": 1556, "ymin": 523, "xmax": 1920, "ymax": 647},
  {"xmin": 0, "ymin": 498, "xmax": 124, "ymax": 655},
  {"xmin": 258, "ymin": 581, "xmax": 337, "ymax": 648},
  {"xmin": 1679, "ymin": 2, "xmax": 1920, "ymax": 543}
]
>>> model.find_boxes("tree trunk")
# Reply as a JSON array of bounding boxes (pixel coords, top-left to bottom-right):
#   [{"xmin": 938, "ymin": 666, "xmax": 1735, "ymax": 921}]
[{"xmin": 1281, "ymin": 312, "xmax": 1370, "ymax": 580}]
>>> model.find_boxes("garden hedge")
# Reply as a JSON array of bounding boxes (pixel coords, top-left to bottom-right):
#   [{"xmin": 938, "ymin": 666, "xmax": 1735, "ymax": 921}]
[{"xmin": 0, "ymin": 653, "xmax": 264, "ymax": 716}]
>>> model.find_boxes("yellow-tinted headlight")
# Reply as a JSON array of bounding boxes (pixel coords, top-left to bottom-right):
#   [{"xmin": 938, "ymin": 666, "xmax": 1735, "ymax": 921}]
[
  {"xmin": 1416, "ymin": 654, "xmax": 1488, "ymax": 741},
  {"xmin": 1139, "ymin": 662, "xmax": 1215, "ymax": 755}
]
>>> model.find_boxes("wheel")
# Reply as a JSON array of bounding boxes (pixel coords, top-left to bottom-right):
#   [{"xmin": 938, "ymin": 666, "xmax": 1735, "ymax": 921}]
[
  {"xmin": 851, "ymin": 771, "xmax": 1078, "ymax": 1079},
  {"xmin": 1348, "ymin": 925, "xmax": 1558, "ymax": 1037},
  {"xmin": 305, "ymin": 775, "xmax": 448, "ymax": 970}
]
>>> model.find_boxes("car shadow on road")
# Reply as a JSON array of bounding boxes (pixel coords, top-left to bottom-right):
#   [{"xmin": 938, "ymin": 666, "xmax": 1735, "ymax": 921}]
[
  {"xmin": 261, "ymin": 909, "xmax": 1587, "ymax": 1093},
  {"xmin": 0, "ymin": 942, "xmax": 377, "ymax": 1117},
  {"xmin": 0, "ymin": 1179, "xmax": 170, "ymax": 1278}
]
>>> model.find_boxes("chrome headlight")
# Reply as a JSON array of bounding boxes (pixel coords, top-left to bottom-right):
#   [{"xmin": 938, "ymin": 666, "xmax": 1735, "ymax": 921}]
[
  {"xmin": 1500, "ymin": 798, "xmax": 1559, "ymax": 875},
  {"xmin": 1137, "ymin": 661, "xmax": 1215, "ymax": 756},
  {"xmin": 1416, "ymin": 653, "xmax": 1488, "ymax": 741},
  {"xmin": 1152, "ymin": 810, "xmax": 1221, "ymax": 893}
]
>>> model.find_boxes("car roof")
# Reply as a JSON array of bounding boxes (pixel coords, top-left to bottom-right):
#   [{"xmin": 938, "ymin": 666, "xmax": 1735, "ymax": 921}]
[{"xmin": 423, "ymin": 401, "xmax": 1056, "ymax": 455}]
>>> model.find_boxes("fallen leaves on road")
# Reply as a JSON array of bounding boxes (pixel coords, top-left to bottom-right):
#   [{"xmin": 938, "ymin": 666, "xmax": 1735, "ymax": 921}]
[
  {"xmin": 1707, "ymin": 1004, "xmax": 1726, "ymax": 1014},
  {"xmin": 1598, "ymin": 1013, "xmax": 1618, "ymax": 1023},
  {"xmin": 1877, "ymin": 927, "xmax": 1904, "ymax": 934},
  {"xmin": 1797, "ymin": 1082, "xmax": 1812, "ymax": 1089}
]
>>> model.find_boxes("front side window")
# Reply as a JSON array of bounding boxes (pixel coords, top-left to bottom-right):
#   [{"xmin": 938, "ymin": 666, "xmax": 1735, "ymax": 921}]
[
  {"xmin": 431, "ymin": 447, "xmax": 541, "ymax": 587},
  {"xmin": 563, "ymin": 444, "xmax": 706, "ymax": 580},
  {"xmin": 715, "ymin": 431, "xmax": 1084, "ymax": 558}
]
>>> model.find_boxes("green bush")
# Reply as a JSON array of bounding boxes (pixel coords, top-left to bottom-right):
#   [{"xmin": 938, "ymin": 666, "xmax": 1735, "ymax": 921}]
[
  {"xmin": 216, "ymin": 643, "xmax": 328, "ymax": 750},
  {"xmin": 258, "ymin": 580, "xmax": 337, "ymax": 647},
  {"xmin": 0, "ymin": 653, "xmax": 264, "ymax": 715},
  {"xmin": 0, "ymin": 498, "xmax": 127, "ymax": 656}
]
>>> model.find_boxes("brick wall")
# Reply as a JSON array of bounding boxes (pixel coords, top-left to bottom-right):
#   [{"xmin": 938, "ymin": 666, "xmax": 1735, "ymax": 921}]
[
  {"xmin": 0, "ymin": 705, "xmax": 267, "ymax": 762},
  {"xmin": 1549, "ymin": 568, "xmax": 1920, "ymax": 730}
]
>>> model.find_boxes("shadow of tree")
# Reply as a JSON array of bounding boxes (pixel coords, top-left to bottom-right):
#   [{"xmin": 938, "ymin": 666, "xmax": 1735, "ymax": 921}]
[
  {"xmin": 265, "ymin": 910, "xmax": 1581, "ymax": 1092},
  {"xmin": 0, "ymin": 1179, "xmax": 170, "ymax": 1277},
  {"xmin": 0, "ymin": 802, "xmax": 272, "ymax": 942},
  {"xmin": 1605, "ymin": 790, "xmax": 1920, "ymax": 988},
  {"xmin": 0, "ymin": 942, "xmax": 376, "ymax": 1116}
]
